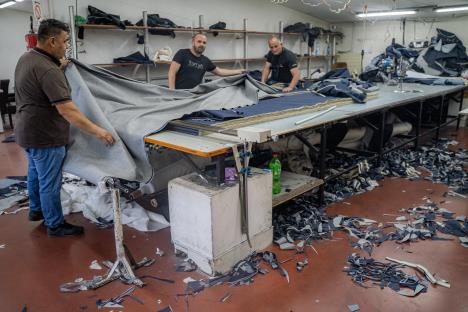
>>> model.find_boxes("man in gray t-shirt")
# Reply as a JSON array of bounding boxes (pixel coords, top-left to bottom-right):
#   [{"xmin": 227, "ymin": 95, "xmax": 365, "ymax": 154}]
[{"xmin": 14, "ymin": 19, "xmax": 115, "ymax": 237}]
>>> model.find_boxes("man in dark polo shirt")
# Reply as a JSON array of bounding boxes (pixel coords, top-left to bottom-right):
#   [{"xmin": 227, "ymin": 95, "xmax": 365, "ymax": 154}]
[
  {"xmin": 168, "ymin": 33, "xmax": 245, "ymax": 89},
  {"xmin": 14, "ymin": 19, "xmax": 115, "ymax": 237},
  {"xmin": 261, "ymin": 36, "xmax": 300, "ymax": 93}
]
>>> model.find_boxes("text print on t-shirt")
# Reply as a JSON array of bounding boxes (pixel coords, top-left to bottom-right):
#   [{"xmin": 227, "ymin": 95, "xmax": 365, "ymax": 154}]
[{"xmin": 188, "ymin": 60, "xmax": 204, "ymax": 70}]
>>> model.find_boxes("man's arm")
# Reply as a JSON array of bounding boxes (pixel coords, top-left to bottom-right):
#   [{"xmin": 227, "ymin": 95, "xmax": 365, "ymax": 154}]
[
  {"xmin": 168, "ymin": 61, "xmax": 181, "ymax": 89},
  {"xmin": 211, "ymin": 67, "xmax": 245, "ymax": 77},
  {"xmin": 283, "ymin": 67, "xmax": 300, "ymax": 93},
  {"xmin": 55, "ymin": 101, "xmax": 115, "ymax": 145},
  {"xmin": 261, "ymin": 62, "xmax": 272, "ymax": 83}
]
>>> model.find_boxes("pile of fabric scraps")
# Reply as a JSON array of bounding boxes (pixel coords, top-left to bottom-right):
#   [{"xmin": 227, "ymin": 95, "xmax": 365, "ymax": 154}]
[
  {"xmin": 61, "ymin": 174, "xmax": 169, "ymax": 232},
  {"xmin": 272, "ymin": 196, "xmax": 383, "ymax": 255},
  {"xmin": 96, "ymin": 286, "xmax": 144, "ymax": 309},
  {"xmin": 361, "ymin": 29, "xmax": 468, "ymax": 84},
  {"xmin": 0, "ymin": 176, "xmax": 28, "ymax": 213},
  {"xmin": 316, "ymin": 138, "xmax": 465, "ymax": 205},
  {"xmin": 361, "ymin": 42, "xmax": 420, "ymax": 83},
  {"xmin": 273, "ymin": 197, "xmax": 334, "ymax": 247},
  {"xmin": 273, "ymin": 193, "xmax": 467, "ymax": 255},
  {"xmin": 320, "ymin": 151, "xmax": 382, "ymax": 204},
  {"xmin": 378, "ymin": 139, "xmax": 467, "ymax": 189},
  {"xmin": 416, "ymin": 28, "xmax": 468, "ymax": 77},
  {"xmin": 344, "ymin": 253, "xmax": 430, "ymax": 297},
  {"xmin": 332, "ymin": 215, "xmax": 385, "ymax": 256},
  {"xmin": 303, "ymin": 68, "xmax": 379, "ymax": 103},
  {"xmin": 389, "ymin": 201, "xmax": 468, "ymax": 248},
  {"xmin": 178, "ymin": 251, "xmax": 290, "ymax": 297}
]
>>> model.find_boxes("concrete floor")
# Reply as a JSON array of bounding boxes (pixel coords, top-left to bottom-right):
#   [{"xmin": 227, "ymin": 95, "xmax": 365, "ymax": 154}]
[{"xmin": 0, "ymin": 128, "xmax": 467, "ymax": 312}]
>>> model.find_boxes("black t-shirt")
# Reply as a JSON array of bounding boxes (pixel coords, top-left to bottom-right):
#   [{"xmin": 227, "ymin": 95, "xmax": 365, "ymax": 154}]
[
  {"xmin": 173, "ymin": 49, "xmax": 216, "ymax": 89},
  {"xmin": 14, "ymin": 48, "xmax": 71, "ymax": 148},
  {"xmin": 266, "ymin": 48, "xmax": 298, "ymax": 83}
]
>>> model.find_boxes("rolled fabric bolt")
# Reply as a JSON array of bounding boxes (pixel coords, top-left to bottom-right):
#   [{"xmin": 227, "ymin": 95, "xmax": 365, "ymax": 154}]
[{"xmin": 295, "ymin": 106, "xmax": 337, "ymax": 125}]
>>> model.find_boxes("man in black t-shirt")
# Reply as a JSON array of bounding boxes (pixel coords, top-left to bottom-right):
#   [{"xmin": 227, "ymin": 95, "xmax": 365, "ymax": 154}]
[
  {"xmin": 168, "ymin": 33, "xmax": 245, "ymax": 89},
  {"xmin": 261, "ymin": 36, "xmax": 300, "ymax": 93}
]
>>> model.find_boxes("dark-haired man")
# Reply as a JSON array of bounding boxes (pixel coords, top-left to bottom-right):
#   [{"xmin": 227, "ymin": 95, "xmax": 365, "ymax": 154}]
[
  {"xmin": 14, "ymin": 19, "xmax": 115, "ymax": 237},
  {"xmin": 168, "ymin": 33, "xmax": 245, "ymax": 89},
  {"xmin": 261, "ymin": 36, "xmax": 300, "ymax": 93}
]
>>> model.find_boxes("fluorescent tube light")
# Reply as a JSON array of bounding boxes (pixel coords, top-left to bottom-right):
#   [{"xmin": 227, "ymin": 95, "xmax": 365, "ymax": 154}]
[
  {"xmin": 435, "ymin": 6, "xmax": 468, "ymax": 13},
  {"xmin": 0, "ymin": 1, "xmax": 16, "ymax": 8},
  {"xmin": 356, "ymin": 10, "xmax": 417, "ymax": 18},
  {"xmin": 16, "ymin": 0, "xmax": 25, "ymax": 2}
]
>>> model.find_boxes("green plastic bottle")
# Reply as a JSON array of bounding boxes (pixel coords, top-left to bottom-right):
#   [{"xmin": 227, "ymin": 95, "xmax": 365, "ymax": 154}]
[{"xmin": 269, "ymin": 153, "xmax": 281, "ymax": 195}]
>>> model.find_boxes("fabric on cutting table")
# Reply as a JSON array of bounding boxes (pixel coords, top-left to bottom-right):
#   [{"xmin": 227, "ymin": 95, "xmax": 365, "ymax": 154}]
[
  {"xmin": 305, "ymin": 79, "xmax": 375, "ymax": 103},
  {"xmin": 184, "ymin": 92, "xmax": 339, "ymax": 123},
  {"xmin": 183, "ymin": 69, "xmax": 377, "ymax": 128},
  {"xmin": 404, "ymin": 70, "xmax": 466, "ymax": 85},
  {"xmin": 63, "ymin": 60, "xmax": 277, "ymax": 184}
]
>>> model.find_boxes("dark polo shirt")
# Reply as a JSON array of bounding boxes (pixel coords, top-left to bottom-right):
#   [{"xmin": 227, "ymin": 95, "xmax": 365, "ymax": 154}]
[{"xmin": 14, "ymin": 48, "xmax": 71, "ymax": 148}]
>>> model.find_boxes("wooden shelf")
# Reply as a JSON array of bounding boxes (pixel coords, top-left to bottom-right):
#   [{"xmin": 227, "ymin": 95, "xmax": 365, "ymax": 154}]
[
  {"xmin": 272, "ymin": 171, "xmax": 323, "ymax": 207},
  {"xmin": 80, "ymin": 24, "xmax": 342, "ymax": 38},
  {"xmin": 80, "ymin": 24, "xmax": 299, "ymax": 36},
  {"xmin": 93, "ymin": 55, "xmax": 329, "ymax": 68}
]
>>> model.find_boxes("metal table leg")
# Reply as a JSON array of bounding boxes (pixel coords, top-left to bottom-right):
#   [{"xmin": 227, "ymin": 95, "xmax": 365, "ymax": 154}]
[
  {"xmin": 318, "ymin": 125, "xmax": 327, "ymax": 207},
  {"xmin": 436, "ymin": 95, "xmax": 445, "ymax": 140},
  {"xmin": 456, "ymin": 89, "xmax": 464, "ymax": 131},
  {"xmin": 414, "ymin": 100, "xmax": 423, "ymax": 150},
  {"xmin": 214, "ymin": 154, "xmax": 226, "ymax": 184},
  {"xmin": 377, "ymin": 110, "xmax": 387, "ymax": 164},
  {"xmin": 88, "ymin": 179, "xmax": 154, "ymax": 289}
]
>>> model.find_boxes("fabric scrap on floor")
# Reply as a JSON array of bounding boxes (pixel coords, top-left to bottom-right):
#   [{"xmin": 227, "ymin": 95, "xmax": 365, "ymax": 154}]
[
  {"xmin": 61, "ymin": 174, "xmax": 169, "ymax": 232},
  {"xmin": 348, "ymin": 304, "xmax": 360, "ymax": 312},
  {"xmin": 344, "ymin": 253, "xmax": 429, "ymax": 297}
]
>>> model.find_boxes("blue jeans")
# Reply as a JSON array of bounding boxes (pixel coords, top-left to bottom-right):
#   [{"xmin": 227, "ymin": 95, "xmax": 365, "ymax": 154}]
[{"xmin": 25, "ymin": 146, "xmax": 66, "ymax": 228}]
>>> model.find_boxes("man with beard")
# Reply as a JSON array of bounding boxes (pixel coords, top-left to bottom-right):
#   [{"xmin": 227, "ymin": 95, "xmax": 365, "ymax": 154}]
[
  {"xmin": 168, "ymin": 33, "xmax": 245, "ymax": 89},
  {"xmin": 261, "ymin": 36, "xmax": 300, "ymax": 93}
]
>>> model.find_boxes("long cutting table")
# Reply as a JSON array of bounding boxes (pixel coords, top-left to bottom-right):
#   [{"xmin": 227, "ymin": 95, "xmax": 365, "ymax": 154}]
[{"xmin": 144, "ymin": 82, "xmax": 466, "ymax": 205}]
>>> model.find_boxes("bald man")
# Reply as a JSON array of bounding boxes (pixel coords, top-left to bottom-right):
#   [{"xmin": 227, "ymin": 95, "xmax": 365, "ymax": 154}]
[
  {"xmin": 168, "ymin": 33, "xmax": 245, "ymax": 89},
  {"xmin": 261, "ymin": 36, "xmax": 300, "ymax": 93}
]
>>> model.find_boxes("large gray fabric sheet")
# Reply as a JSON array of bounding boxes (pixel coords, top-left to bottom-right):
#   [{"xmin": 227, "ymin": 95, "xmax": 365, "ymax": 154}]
[{"xmin": 63, "ymin": 60, "xmax": 276, "ymax": 184}]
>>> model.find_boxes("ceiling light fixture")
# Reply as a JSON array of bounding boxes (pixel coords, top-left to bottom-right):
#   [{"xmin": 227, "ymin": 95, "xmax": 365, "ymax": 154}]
[
  {"xmin": 356, "ymin": 10, "xmax": 417, "ymax": 18},
  {"xmin": 435, "ymin": 6, "xmax": 468, "ymax": 13},
  {"xmin": 0, "ymin": 1, "xmax": 16, "ymax": 8}
]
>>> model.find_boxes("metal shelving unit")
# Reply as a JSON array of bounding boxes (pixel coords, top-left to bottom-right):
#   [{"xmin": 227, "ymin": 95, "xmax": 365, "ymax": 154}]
[{"xmin": 69, "ymin": 8, "xmax": 340, "ymax": 82}]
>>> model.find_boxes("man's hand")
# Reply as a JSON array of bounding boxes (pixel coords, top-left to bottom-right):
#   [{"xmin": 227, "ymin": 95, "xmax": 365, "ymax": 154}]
[
  {"xmin": 282, "ymin": 86, "xmax": 294, "ymax": 93},
  {"xmin": 95, "ymin": 128, "xmax": 115, "ymax": 146},
  {"xmin": 60, "ymin": 58, "xmax": 70, "ymax": 70}
]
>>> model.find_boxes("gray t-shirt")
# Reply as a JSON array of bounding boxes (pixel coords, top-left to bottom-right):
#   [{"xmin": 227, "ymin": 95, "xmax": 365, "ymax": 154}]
[{"xmin": 14, "ymin": 48, "xmax": 71, "ymax": 148}]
